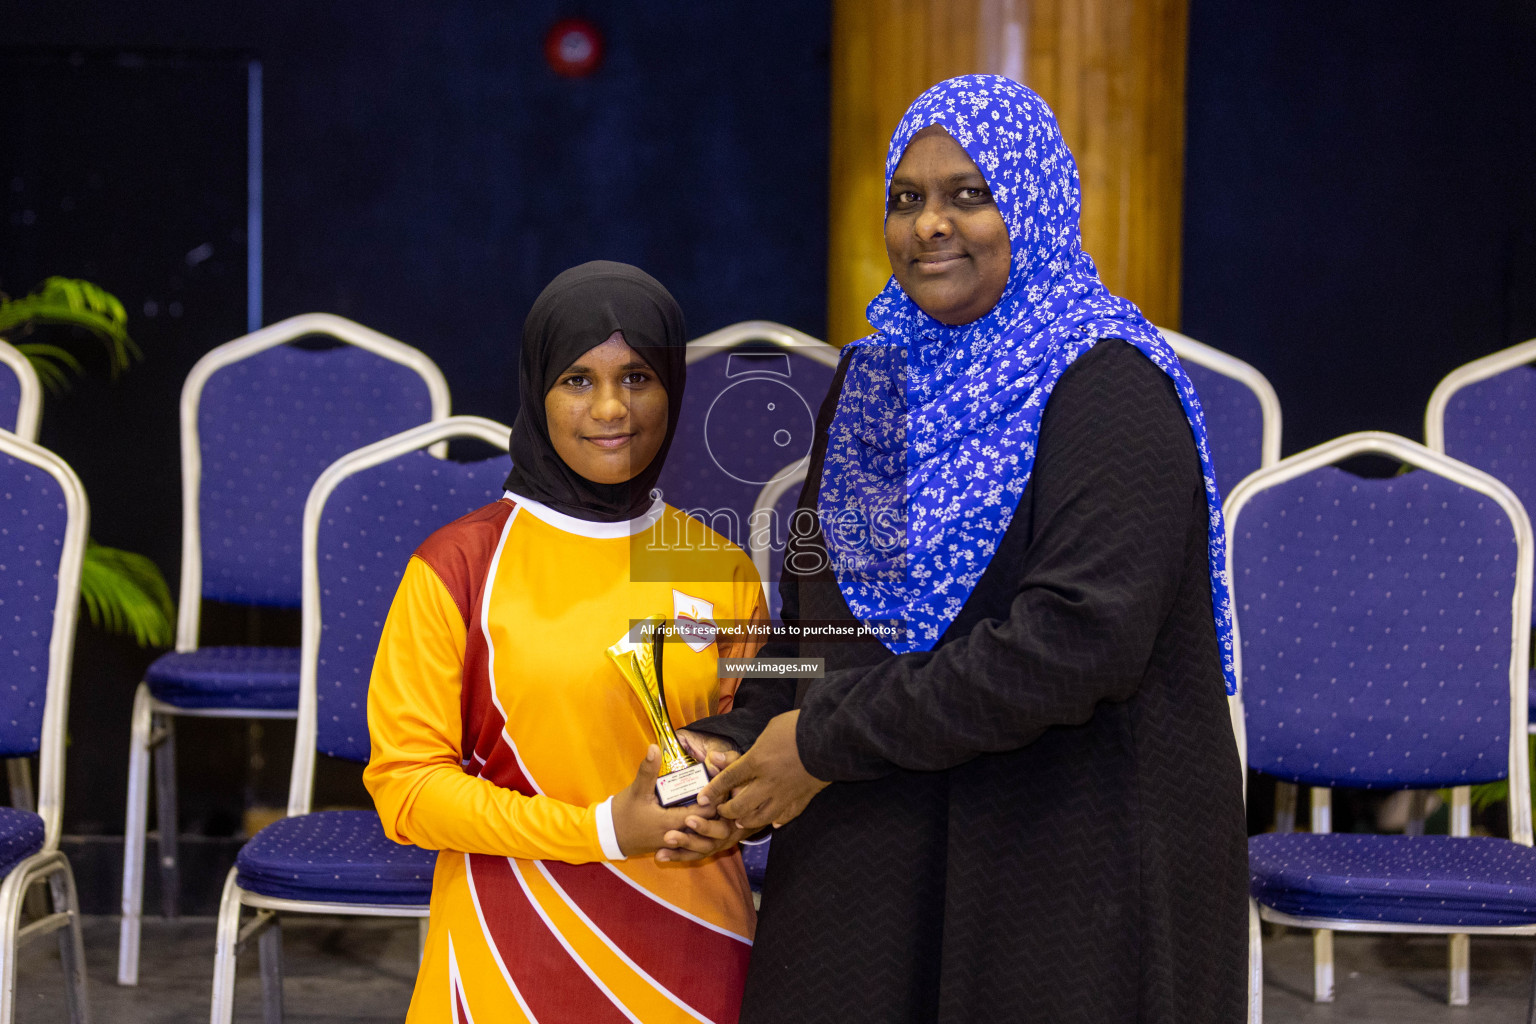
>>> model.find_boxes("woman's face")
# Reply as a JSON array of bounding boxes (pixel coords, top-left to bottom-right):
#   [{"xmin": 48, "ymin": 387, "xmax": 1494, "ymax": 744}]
[
  {"xmin": 884, "ymin": 125, "xmax": 1011, "ymax": 326},
  {"xmin": 544, "ymin": 331, "xmax": 669, "ymax": 485}
]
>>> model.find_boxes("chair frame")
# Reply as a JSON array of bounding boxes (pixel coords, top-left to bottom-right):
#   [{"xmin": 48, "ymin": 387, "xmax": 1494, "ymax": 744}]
[
  {"xmin": 119, "ymin": 313, "xmax": 451, "ymax": 985},
  {"xmin": 749, "ymin": 463, "xmax": 809, "ymax": 612},
  {"xmin": 1157, "ymin": 327, "xmax": 1283, "ymax": 473},
  {"xmin": 1424, "ymin": 336, "xmax": 1536, "ymax": 739},
  {"xmin": 0, "ymin": 432, "xmax": 90, "ymax": 1024},
  {"xmin": 1226, "ymin": 431, "xmax": 1535, "ymax": 1021},
  {"xmin": 0, "ymin": 342, "xmax": 43, "ymax": 825},
  {"xmin": 0, "ymin": 340, "xmax": 42, "ymax": 446},
  {"xmin": 211, "ymin": 415, "xmax": 510, "ymax": 1024},
  {"xmin": 1423, "ymin": 335, "xmax": 1536, "ymax": 455},
  {"xmin": 684, "ymin": 319, "xmax": 842, "ymax": 369},
  {"xmin": 677, "ymin": 321, "xmax": 837, "ymax": 548},
  {"xmin": 1156, "ymin": 330, "xmax": 1314, "ymax": 831}
]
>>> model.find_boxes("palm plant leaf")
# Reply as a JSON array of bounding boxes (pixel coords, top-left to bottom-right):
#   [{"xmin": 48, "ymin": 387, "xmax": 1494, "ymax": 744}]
[
  {"xmin": 1469, "ymin": 781, "xmax": 1508, "ymax": 812},
  {"xmin": 79, "ymin": 542, "xmax": 175, "ymax": 648},
  {"xmin": 1462, "ymin": 738, "xmax": 1534, "ymax": 815},
  {"xmin": 12, "ymin": 343, "xmax": 84, "ymax": 396},
  {"xmin": 0, "ymin": 280, "xmax": 168, "ymax": 646},
  {"xmin": 0, "ymin": 276, "xmax": 141, "ymax": 383}
]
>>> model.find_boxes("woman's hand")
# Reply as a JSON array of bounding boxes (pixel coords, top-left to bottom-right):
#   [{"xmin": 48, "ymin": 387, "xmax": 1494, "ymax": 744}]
[
  {"xmin": 612, "ymin": 746, "xmax": 699, "ymax": 857},
  {"xmin": 676, "ymin": 728, "xmax": 740, "ymax": 778},
  {"xmin": 698, "ymin": 710, "xmax": 828, "ymax": 831}
]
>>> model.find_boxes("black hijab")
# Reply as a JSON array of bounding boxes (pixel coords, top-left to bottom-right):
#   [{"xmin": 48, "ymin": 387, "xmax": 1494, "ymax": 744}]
[{"xmin": 503, "ymin": 261, "xmax": 687, "ymax": 522}]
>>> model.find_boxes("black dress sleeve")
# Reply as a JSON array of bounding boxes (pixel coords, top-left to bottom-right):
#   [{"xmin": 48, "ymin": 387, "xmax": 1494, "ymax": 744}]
[
  {"xmin": 682, "ymin": 631, "xmax": 798, "ymax": 751},
  {"xmin": 795, "ymin": 340, "xmax": 1211, "ymax": 781}
]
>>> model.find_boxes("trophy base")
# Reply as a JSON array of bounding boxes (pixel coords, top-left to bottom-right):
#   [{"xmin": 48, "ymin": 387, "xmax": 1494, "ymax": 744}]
[{"xmin": 655, "ymin": 761, "xmax": 710, "ymax": 808}]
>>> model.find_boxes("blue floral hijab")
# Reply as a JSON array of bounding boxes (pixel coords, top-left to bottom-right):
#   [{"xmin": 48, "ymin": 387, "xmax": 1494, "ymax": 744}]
[{"xmin": 819, "ymin": 74, "xmax": 1236, "ymax": 693}]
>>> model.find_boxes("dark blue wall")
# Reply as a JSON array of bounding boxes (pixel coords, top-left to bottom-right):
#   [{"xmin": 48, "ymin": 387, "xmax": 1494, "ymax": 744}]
[
  {"xmin": 5, "ymin": 2, "xmax": 829, "ymax": 854},
  {"xmin": 11, "ymin": 1, "xmax": 831, "ymax": 421},
  {"xmin": 1183, "ymin": 0, "xmax": 1536, "ymax": 454}
]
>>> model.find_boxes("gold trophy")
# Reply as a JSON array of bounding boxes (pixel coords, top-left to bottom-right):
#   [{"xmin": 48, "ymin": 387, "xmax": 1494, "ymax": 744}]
[{"xmin": 607, "ymin": 614, "xmax": 710, "ymax": 807}]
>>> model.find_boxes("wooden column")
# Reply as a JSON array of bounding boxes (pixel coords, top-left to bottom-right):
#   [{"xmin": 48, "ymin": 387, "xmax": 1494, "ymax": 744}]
[{"xmin": 827, "ymin": 0, "xmax": 1188, "ymax": 346}]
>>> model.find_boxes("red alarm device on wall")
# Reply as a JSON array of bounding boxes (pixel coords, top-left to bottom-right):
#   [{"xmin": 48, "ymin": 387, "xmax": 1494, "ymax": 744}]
[{"xmin": 544, "ymin": 18, "xmax": 603, "ymax": 78}]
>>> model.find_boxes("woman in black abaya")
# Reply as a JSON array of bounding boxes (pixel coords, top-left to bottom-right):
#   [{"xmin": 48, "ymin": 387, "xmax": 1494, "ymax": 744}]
[{"xmin": 671, "ymin": 76, "xmax": 1250, "ymax": 1024}]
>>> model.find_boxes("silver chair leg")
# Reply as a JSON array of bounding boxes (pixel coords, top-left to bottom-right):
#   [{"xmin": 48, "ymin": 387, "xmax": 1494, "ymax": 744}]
[
  {"xmin": 1449, "ymin": 933, "xmax": 1470, "ymax": 1006},
  {"xmin": 118, "ymin": 682, "xmax": 154, "ymax": 986},
  {"xmin": 1310, "ymin": 787, "xmax": 1335, "ymax": 1002},
  {"xmin": 1313, "ymin": 929, "xmax": 1335, "ymax": 1003},
  {"xmin": 0, "ymin": 853, "xmax": 90, "ymax": 1024},
  {"xmin": 8, "ymin": 759, "xmax": 45, "ymax": 921},
  {"xmin": 1268, "ymin": 781, "xmax": 1298, "ymax": 940},
  {"xmin": 6, "ymin": 760, "xmax": 33, "ymax": 814},
  {"xmin": 1404, "ymin": 789, "xmax": 1430, "ymax": 836},
  {"xmin": 1248, "ymin": 898, "xmax": 1263, "ymax": 1024},
  {"xmin": 1273, "ymin": 781, "xmax": 1297, "ymax": 834},
  {"xmin": 1526, "ymin": 948, "xmax": 1536, "ymax": 1024},
  {"xmin": 49, "ymin": 863, "xmax": 91, "ymax": 1024},
  {"xmin": 210, "ymin": 869, "xmax": 242, "ymax": 1024},
  {"xmin": 153, "ymin": 711, "xmax": 180, "ymax": 920},
  {"xmin": 0, "ymin": 861, "xmax": 25, "ymax": 1024},
  {"xmin": 259, "ymin": 918, "xmax": 284, "ymax": 1024},
  {"xmin": 1448, "ymin": 785, "xmax": 1470, "ymax": 1006}
]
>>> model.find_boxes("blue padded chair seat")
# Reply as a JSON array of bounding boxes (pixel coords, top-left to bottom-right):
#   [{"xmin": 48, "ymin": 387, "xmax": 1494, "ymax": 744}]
[
  {"xmin": 145, "ymin": 646, "xmax": 301, "ymax": 710},
  {"xmin": 741, "ymin": 834, "xmax": 770, "ymax": 892},
  {"xmin": 1250, "ymin": 832, "xmax": 1536, "ymax": 928},
  {"xmin": 0, "ymin": 807, "xmax": 44, "ymax": 877},
  {"xmin": 236, "ymin": 810, "xmax": 436, "ymax": 905}
]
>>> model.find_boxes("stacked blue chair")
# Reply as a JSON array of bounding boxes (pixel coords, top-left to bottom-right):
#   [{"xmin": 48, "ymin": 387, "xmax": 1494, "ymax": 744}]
[
  {"xmin": 1426, "ymin": 336, "xmax": 1536, "ymax": 734},
  {"xmin": 1228, "ymin": 431, "xmax": 1536, "ymax": 1019},
  {"xmin": 664, "ymin": 321, "xmax": 838, "ymax": 889},
  {"xmin": 740, "ymin": 462, "xmax": 813, "ymax": 893},
  {"xmin": 0, "ymin": 431, "xmax": 90, "ymax": 1024},
  {"xmin": 210, "ymin": 415, "xmax": 510, "ymax": 1024},
  {"xmin": 1157, "ymin": 328, "xmax": 1314, "ymax": 837},
  {"xmin": 0, "ymin": 340, "xmax": 43, "ymax": 822},
  {"xmin": 118, "ymin": 313, "xmax": 450, "ymax": 985},
  {"xmin": 655, "ymin": 321, "xmax": 839, "ymax": 553},
  {"xmin": 0, "ymin": 339, "xmax": 42, "ymax": 446},
  {"xmin": 1157, "ymin": 328, "xmax": 1282, "ymax": 502},
  {"xmin": 749, "ymin": 463, "xmax": 808, "ymax": 627}
]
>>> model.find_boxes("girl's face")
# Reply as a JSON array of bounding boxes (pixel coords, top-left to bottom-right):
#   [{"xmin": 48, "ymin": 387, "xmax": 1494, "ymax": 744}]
[
  {"xmin": 544, "ymin": 331, "xmax": 669, "ymax": 485},
  {"xmin": 884, "ymin": 125, "xmax": 1012, "ymax": 326}
]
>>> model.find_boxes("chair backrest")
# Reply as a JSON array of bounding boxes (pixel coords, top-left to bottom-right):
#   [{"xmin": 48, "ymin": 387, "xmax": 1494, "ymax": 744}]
[
  {"xmin": 176, "ymin": 313, "xmax": 451, "ymax": 650},
  {"xmin": 0, "ymin": 433, "xmax": 87, "ymax": 850},
  {"xmin": 655, "ymin": 321, "xmax": 839, "ymax": 553},
  {"xmin": 749, "ymin": 462, "xmax": 809, "ymax": 623},
  {"xmin": 0, "ymin": 340, "xmax": 42, "ymax": 443},
  {"xmin": 288, "ymin": 415, "xmax": 511, "ymax": 815},
  {"xmin": 1427, "ymin": 338, "xmax": 1536, "ymax": 624},
  {"xmin": 1225, "ymin": 431, "xmax": 1533, "ymax": 845},
  {"xmin": 1158, "ymin": 328, "xmax": 1281, "ymax": 500}
]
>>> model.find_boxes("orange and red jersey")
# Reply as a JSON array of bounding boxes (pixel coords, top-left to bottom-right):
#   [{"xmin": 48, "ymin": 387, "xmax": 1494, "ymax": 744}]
[{"xmin": 365, "ymin": 493, "xmax": 765, "ymax": 1024}]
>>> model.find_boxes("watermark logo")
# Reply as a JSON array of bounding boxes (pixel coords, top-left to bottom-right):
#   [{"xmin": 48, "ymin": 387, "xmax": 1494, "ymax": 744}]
[
  {"xmin": 633, "ymin": 342, "xmax": 913, "ymax": 589},
  {"xmin": 703, "ymin": 352, "xmax": 815, "ymax": 486},
  {"xmin": 640, "ymin": 500, "xmax": 908, "ymax": 585}
]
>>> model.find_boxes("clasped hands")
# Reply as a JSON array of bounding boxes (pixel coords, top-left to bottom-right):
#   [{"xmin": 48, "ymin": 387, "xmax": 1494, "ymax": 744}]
[{"xmin": 609, "ymin": 711, "xmax": 828, "ymax": 863}]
